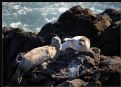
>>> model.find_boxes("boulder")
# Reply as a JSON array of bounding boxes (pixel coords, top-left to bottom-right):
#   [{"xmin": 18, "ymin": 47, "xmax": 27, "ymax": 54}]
[
  {"xmin": 38, "ymin": 5, "xmax": 112, "ymax": 39},
  {"xmin": 58, "ymin": 79, "xmax": 86, "ymax": 87},
  {"xmin": 91, "ymin": 23, "xmax": 120, "ymax": 56},
  {"xmin": 2, "ymin": 27, "xmax": 45, "ymax": 85},
  {"xmin": 99, "ymin": 55, "xmax": 121, "ymax": 86},
  {"xmin": 100, "ymin": 8, "xmax": 121, "ymax": 22}
]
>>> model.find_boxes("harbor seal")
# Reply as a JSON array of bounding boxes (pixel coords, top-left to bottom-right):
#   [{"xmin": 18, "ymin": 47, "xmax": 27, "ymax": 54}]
[
  {"xmin": 12, "ymin": 36, "xmax": 61, "ymax": 84},
  {"xmin": 61, "ymin": 36, "xmax": 90, "ymax": 52}
]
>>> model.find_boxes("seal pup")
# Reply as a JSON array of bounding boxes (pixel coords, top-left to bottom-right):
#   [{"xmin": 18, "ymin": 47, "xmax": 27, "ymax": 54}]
[
  {"xmin": 61, "ymin": 36, "xmax": 90, "ymax": 53},
  {"xmin": 12, "ymin": 36, "xmax": 61, "ymax": 84}
]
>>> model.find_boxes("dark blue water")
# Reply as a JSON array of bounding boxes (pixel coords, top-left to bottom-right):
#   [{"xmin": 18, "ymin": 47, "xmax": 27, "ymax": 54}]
[{"xmin": 2, "ymin": 2, "xmax": 121, "ymax": 32}]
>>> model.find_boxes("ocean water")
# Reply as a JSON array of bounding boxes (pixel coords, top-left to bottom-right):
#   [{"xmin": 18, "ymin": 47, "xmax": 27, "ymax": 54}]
[{"xmin": 2, "ymin": 2, "xmax": 121, "ymax": 32}]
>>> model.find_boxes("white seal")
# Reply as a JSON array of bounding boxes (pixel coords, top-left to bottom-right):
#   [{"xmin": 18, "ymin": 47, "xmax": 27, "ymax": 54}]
[{"xmin": 61, "ymin": 36, "xmax": 90, "ymax": 52}]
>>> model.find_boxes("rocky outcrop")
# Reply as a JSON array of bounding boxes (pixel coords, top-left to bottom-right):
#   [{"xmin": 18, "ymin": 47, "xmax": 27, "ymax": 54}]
[
  {"xmin": 38, "ymin": 5, "xmax": 112, "ymax": 39},
  {"xmin": 38, "ymin": 5, "xmax": 120, "ymax": 56},
  {"xmin": 98, "ymin": 55, "xmax": 121, "ymax": 86},
  {"xmin": 2, "ymin": 27, "xmax": 45, "ymax": 85},
  {"xmin": 3, "ymin": 27, "xmax": 45, "ymax": 61},
  {"xmin": 91, "ymin": 23, "xmax": 120, "ymax": 56},
  {"xmin": 100, "ymin": 8, "xmax": 121, "ymax": 22},
  {"xmin": 2, "ymin": 5, "xmax": 120, "ymax": 86},
  {"xmin": 6, "ymin": 48, "xmax": 121, "ymax": 86}
]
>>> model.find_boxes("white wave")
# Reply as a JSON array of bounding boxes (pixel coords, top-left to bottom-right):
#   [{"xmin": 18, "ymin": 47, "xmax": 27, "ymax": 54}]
[
  {"xmin": 40, "ymin": 7, "xmax": 58, "ymax": 16},
  {"xmin": 35, "ymin": 27, "xmax": 41, "ymax": 32},
  {"xmin": 2, "ymin": 2, "xmax": 120, "ymax": 33},
  {"xmin": 6, "ymin": 22, "xmax": 41, "ymax": 33},
  {"xmin": 58, "ymin": 7, "xmax": 68, "ymax": 13},
  {"xmin": 10, "ymin": 22, "xmax": 22, "ymax": 28},
  {"xmin": 90, "ymin": 7, "xmax": 103, "ymax": 13},
  {"xmin": 13, "ymin": 13, "xmax": 18, "ymax": 16},
  {"xmin": 12, "ymin": 5, "xmax": 20, "ymax": 10},
  {"xmin": 3, "ymin": 11, "xmax": 11, "ymax": 16},
  {"xmin": 2, "ymin": 25, "xmax": 6, "ymax": 28},
  {"xmin": 18, "ymin": 6, "xmax": 32, "ymax": 14},
  {"xmin": 39, "ymin": 3, "xmax": 69, "ymax": 17},
  {"xmin": 45, "ymin": 17, "xmax": 57, "ymax": 23},
  {"xmin": 22, "ymin": 24, "xmax": 34, "ymax": 32},
  {"xmin": 10, "ymin": 22, "xmax": 33, "ymax": 32}
]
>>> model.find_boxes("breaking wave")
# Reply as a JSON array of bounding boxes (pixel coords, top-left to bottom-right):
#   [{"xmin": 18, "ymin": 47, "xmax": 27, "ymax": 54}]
[{"xmin": 2, "ymin": 2, "xmax": 121, "ymax": 32}]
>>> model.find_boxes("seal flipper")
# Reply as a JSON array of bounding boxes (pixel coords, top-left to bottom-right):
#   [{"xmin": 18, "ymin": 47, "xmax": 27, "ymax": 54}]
[
  {"xmin": 17, "ymin": 68, "xmax": 27, "ymax": 84},
  {"xmin": 8, "ymin": 66, "xmax": 21, "ymax": 85},
  {"xmin": 14, "ymin": 66, "xmax": 26, "ymax": 84},
  {"xmin": 16, "ymin": 68, "xmax": 21, "ymax": 84},
  {"xmin": 10, "ymin": 58, "xmax": 27, "ymax": 84},
  {"xmin": 9, "ymin": 53, "xmax": 23, "ymax": 68}
]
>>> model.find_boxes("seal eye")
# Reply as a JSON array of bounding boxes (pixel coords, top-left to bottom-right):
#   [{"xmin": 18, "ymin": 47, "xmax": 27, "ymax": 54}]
[
  {"xmin": 79, "ymin": 39, "xmax": 84, "ymax": 42},
  {"xmin": 79, "ymin": 40, "xmax": 85, "ymax": 46},
  {"xmin": 52, "ymin": 38, "xmax": 56, "ymax": 41}
]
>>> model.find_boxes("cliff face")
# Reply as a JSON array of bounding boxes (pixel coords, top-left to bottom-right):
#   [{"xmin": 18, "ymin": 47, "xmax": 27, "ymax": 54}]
[{"xmin": 2, "ymin": 5, "xmax": 121, "ymax": 86}]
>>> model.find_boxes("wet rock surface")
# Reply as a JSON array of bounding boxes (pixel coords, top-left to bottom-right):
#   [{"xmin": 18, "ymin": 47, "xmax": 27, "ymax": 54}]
[{"xmin": 2, "ymin": 5, "xmax": 120, "ymax": 86}]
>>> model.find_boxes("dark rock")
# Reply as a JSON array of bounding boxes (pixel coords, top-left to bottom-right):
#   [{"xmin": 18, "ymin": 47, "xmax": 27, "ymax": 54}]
[
  {"xmin": 70, "ymin": 5, "xmax": 83, "ymax": 13},
  {"xmin": 82, "ymin": 8, "xmax": 97, "ymax": 20},
  {"xmin": 100, "ymin": 55, "xmax": 121, "ymax": 73},
  {"xmin": 3, "ymin": 27, "xmax": 45, "ymax": 61},
  {"xmin": 91, "ymin": 23, "xmax": 120, "ymax": 56},
  {"xmin": 102, "ymin": 13, "xmax": 112, "ymax": 27},
  {"xmin": 58, "ymin": 79, "xmax": 86, "ymax": 87},
  {"xmin": 39, "ymin": 5, "xmax": 112, "ymax": 39},
  {"xmin": 38, "ymin": 22, "xmax": 55, "ymax": 37},
  {"xmin": 93, "ymin": 13, "xmax": 112, "ymax": 33},
  {"xmin": 98, "ymin": 55, "xmax": 121, "ymax": 86},
  {"xmin": 3, "ymin": 27, "xmax": 45, "ymax": 70},
  {"xmin": 2, "ymin": 27, "xmax": 45, "ymax": 85},
  {"xmin": 100, "ymin": 8, "xmax": 121, "ymax": 22}
]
